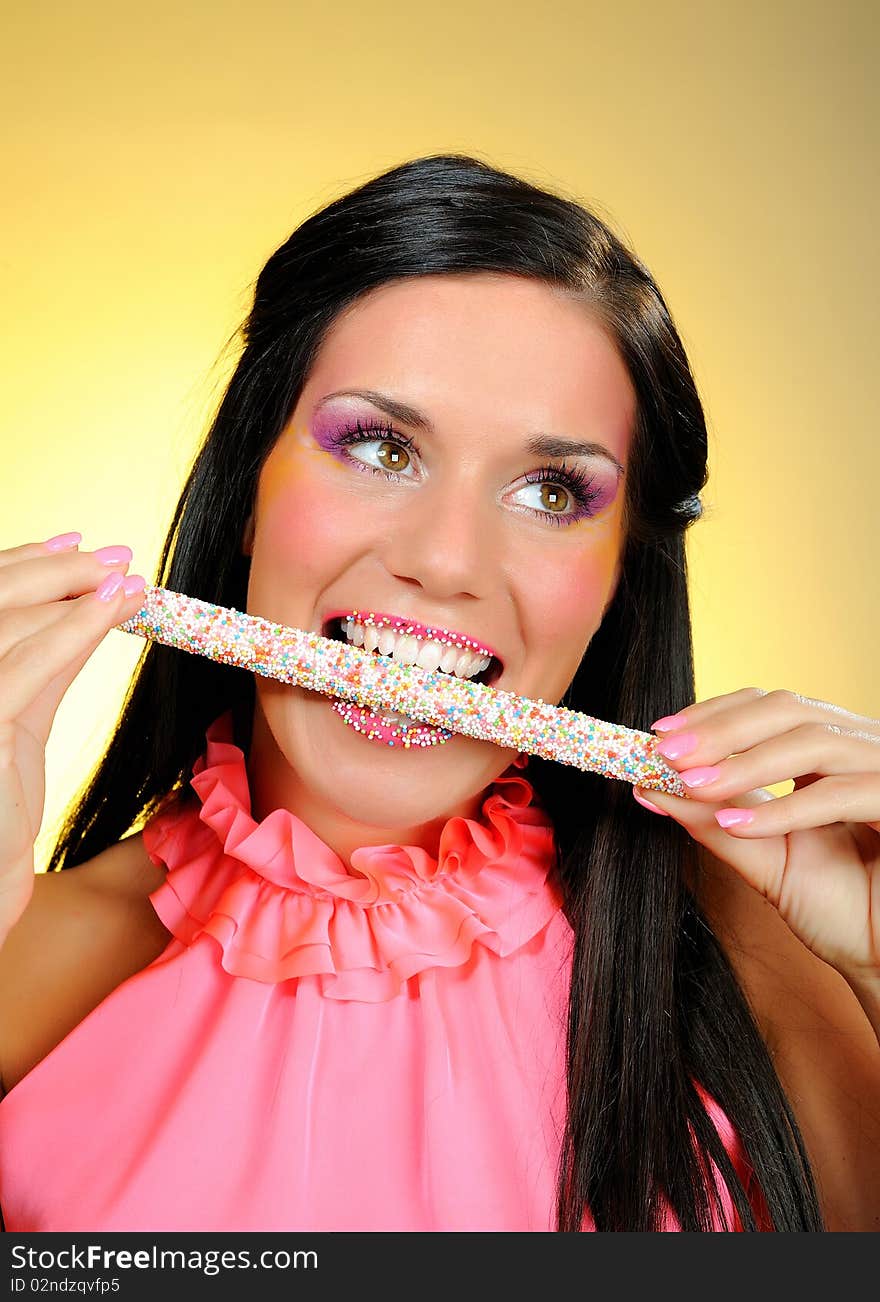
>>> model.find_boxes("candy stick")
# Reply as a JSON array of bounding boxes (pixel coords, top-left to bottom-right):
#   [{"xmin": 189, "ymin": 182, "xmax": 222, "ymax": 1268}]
[{"xmin": 116, "ymin": 585, "xmax": 687, "ymax": 796}]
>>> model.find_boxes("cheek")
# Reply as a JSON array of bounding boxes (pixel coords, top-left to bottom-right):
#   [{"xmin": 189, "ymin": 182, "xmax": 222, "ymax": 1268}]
[
  {"xmin": 525, "ymin": 525, "xmax": 622, "ymax": 690},
  {"xmin": 251, "ymin": 431, "xmax": 370, "ymax": 595},
  {"xmin": 530, "ymin": 555, "xmax": 610, "ymax": 635}
]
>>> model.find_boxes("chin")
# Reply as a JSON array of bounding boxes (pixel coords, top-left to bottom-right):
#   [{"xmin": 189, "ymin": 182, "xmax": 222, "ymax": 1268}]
[{"xmin": 311, "ymin": 734, "xmax": 504, "ymax": 826}]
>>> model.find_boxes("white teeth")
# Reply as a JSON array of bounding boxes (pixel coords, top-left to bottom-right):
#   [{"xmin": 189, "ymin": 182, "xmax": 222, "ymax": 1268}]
[
  {"xmin": 439, "ymin": 645, "xmax": 460, "ymax": 673},
  {"xmin": 338, "ymin": 618, "xmax": 495, "ymax": 681},
  {"xmin": 377, "ymin": 629, "xmax": 396, "ymax": 656},
  {"xmin": 379, "ymin": 710, "xmax": 415, "ymax": 725},
  {"xmin": 453, "ymin": 651, "xmax": 476, "ymax": 677},
  {"xmin": 392, "ymin": 635, "xmax": 420, "ymax": 665},
  {"xmin": 415, "ymin": 641, "xmax": 444, "ymax": 672}
]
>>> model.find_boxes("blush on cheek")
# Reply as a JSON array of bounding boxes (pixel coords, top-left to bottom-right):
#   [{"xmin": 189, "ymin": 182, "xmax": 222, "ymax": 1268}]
[
  {"xmin": 259, "ymin": 483, "xmax": 353, "ymax": 569},
  {"xmin": 531, "ymin": 539, "xmax": 622, "ymax": 699},
  {"xmin": 563, "ymin": 560, "xmax": 613, "ymax": 618},
  {"xmin": 541, "ymin": 557, "xmax": 610, "ymax": 630},
  {"xmin": 253, "ymin": 439, "xmax": 368, "ymax": 607},
  {"xmin": 546, "ymin": 510, "xmax": 623, "ymax": 622}
]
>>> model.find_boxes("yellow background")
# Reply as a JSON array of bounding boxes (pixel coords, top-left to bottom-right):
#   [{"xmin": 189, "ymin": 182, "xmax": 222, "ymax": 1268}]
[{"xmin": 1, "ymin": 1, "xmax": 876, "ymax": 870}]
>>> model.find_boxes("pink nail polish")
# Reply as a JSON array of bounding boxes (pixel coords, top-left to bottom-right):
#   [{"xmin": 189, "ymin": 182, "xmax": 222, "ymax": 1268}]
[
  {"xmin": 122, "ymin": 574, "xmax": 146, "ymax": 598},
  {"xmin": 43, "ymin": 531, "xmax": 82, "ymax": 552},
  {"xmin": 655, "ymin": 732, "xmax": 699, "ymax": 760},
  {"xmin": 679, "ymin": 765, "xmax": 722, "ymax": 788},
  {"xmin": 94, "ymin": 572, "xmax": 124, "ymax": 601},
  {"xmin": 715, "ymin": 809, "xmax": 755, "ymax": 829},
  {"xmin": 651, "ymin": 713, "xmax": 688, "ymax": 732},
  {"xmin": 633, "ymin": 788, "xmax": 669, "ymax": 816},
  {"xmin": 94, "ymin": 545, "xmax": 133, "ymax": 567}
]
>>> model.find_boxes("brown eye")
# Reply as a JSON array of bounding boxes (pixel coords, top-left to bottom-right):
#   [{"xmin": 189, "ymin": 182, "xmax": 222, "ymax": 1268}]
[
  {"xmin": 376, "ymin": 441, "xmax": 410, "ymax": 472},
  {"xmin": 540, "ymin": 482, "xmax": 570, "ymax": 513}
]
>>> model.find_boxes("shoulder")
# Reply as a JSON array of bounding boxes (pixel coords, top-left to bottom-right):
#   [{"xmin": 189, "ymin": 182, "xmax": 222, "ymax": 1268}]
[
  {"xmin": 68, "ymin": 830, "xmax": 170, "ymax": 902},
  {"xmin": 20, "ymin": 832, "xmax": 169, "ymax": 945},
  {"xmin": 695, "ymin": 846, "xmax": 880, "ymax": 1231},
  {"xmin": 0, "ymin": 834, "xmax": 171, "ymax": 1097}
]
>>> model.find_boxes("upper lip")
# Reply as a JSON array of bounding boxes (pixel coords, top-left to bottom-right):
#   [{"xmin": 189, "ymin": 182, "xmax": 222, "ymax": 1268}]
[{"xmin": 322, "ymin": 608, "xmax": 503, "ymax": 667}]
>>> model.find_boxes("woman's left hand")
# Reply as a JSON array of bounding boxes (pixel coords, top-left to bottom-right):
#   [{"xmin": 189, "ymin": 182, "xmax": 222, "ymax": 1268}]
[{"xmin": 633, "ymin": 688, "xmax": 880, "ymax": 992}]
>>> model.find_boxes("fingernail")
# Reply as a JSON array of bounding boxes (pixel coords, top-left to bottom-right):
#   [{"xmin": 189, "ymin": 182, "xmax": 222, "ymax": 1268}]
[
  {"xmin": 633, "ymin": 788, "xmax": 669, "ymax": 816},
  {"xmin": 122, "ymin": 574, "xmax": 146, "ymax": 598},
  {"xmin": 655, "ymin": 732, "xmax": 699, "ymax": 761},
  {"xmin": 94, "ymin": 545, "xmax": 133, "ymax": 567},
  {"xmin": 679, "ymin": 765, "xmax": 722, "ymax": 788},
  {"xmin": 651, "ymin": 713, "xmax": 688, "ymax": 732},
  {"xmin": 715, "ymin": 808, "xmax": 755, "ymax": 829},
  {"xmin": 43, "ymin": 531, "xmax": 82, "ymax": 552},
  {"xmin": 95, "ymin": 572, "xmax": 124, "ymax": 601}
]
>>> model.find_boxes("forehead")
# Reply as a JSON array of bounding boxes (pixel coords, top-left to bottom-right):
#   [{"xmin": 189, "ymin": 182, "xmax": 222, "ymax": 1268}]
[{"xmin": 303, "ymin": 273, "xmax": 637, "ymax": 464}]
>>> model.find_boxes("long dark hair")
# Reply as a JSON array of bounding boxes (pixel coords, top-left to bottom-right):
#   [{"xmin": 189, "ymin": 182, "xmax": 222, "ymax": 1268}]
[{"xmin": 48, "ymin": 153, "xmax": 822, "ymax": 1231}]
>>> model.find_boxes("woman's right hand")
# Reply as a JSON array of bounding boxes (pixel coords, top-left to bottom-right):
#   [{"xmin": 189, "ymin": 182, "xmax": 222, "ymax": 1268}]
[{"xmin": 0, "ymin": 532, "xmax": 147, "ymax": 941}]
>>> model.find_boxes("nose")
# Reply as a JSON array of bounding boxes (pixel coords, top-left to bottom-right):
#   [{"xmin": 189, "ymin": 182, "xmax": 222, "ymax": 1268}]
[{"xmin": 380, "ymin": 474, "xmax": 497, "ymax": 601}]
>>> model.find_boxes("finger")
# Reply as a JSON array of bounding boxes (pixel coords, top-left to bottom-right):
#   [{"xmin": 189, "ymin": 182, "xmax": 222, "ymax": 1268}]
[
  {"xmin": 0, "ymin": 573, "xmax": 148, "ymax": 659},
  {"xmin": 651, "ymin": 687, "xmax": 767, "ymax": 732},
  {"xmin": 637, "ymin": 773, "xmax": 880, "ymax": 838},
  {"xmin": 0, "ymin": 602, "xmax": 84, "ymax": 659},
  {"xmin": 708, "ymin": 772, "xmax": 880, "ymax": 837},
  {"xmin": 652, "ymin": 694, "xmax": 880, "ymax": 782},
  {"xmin": 0, "ymin": 534, "xmax": 82, "ymax": 566},
  {"xmin": 652, "ymin": 688, "xmax": 880, "ymax": 743},
  {"xmin": 659, "ymin": 720, "xmax": 880, "ymax": 805},
  {"xmin": 0, "ymin": 579, "xmax": 147, "ymax": 725},
  {"xmin": 0, "ymin": 545, "xmax": 134, "ymax": 609},
  {"xmin": 0, "ymin": 532, "xmax": 82, "ymax": 569}
]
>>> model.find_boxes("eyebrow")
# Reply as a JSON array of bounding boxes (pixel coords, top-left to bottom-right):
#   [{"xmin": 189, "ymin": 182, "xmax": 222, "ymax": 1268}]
[{"xmin": 319, "ymin": 388, "xmax": 626, "ymax": 478}]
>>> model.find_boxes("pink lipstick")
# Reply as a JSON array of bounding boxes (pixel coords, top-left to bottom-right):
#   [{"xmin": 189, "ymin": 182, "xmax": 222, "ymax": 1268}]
[{"xmin": 329, "ymin": 699, "xmax": 454, "ymax": 749}]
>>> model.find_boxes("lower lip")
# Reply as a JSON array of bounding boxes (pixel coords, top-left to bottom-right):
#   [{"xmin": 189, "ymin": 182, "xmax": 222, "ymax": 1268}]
[{"xmin": 329, "ymin": 699, "xmax": 455, "ymax": 749}]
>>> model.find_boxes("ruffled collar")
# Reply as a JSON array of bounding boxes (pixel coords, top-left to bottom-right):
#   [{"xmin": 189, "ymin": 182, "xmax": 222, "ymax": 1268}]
[{"xmin": 144, "ymin": 714, "xmax": 562, "ymax": 1001}]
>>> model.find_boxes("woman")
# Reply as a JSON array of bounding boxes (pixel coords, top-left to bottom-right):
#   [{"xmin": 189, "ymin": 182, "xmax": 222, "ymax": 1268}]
[{"xmin": 0, "ymin": 154, "xmax": 877, "ymax": 1232}]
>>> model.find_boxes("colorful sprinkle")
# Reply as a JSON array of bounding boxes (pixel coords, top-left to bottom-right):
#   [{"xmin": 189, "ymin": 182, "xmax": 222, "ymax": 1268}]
[{"xmin": 117, "ymin": 586, "xmax": 688, "ymax": 796}]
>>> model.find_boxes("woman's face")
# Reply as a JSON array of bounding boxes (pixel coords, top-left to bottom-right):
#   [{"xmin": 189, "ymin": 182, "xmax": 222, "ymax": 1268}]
[{"xmin": 244, "ymin": 272, "xmax": 636, "ymax": 860}]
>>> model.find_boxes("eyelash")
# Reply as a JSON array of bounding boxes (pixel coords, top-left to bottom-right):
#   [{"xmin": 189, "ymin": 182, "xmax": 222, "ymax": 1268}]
[{"xmin": 331, "ymin": 418, "xmax": 605, "ymax": 527}]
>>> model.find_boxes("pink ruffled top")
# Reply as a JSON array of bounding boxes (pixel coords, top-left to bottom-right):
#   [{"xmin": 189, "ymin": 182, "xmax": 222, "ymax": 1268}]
[{"xmin": 0, "ymin": 715, "xmax": 758, "ymax": 1231}]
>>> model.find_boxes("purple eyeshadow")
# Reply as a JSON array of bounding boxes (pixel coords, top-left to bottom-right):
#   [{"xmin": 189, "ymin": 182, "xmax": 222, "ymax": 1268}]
[{"xmin": 310, "ymin": 403, "xmax": 621, "ymax": 525}]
